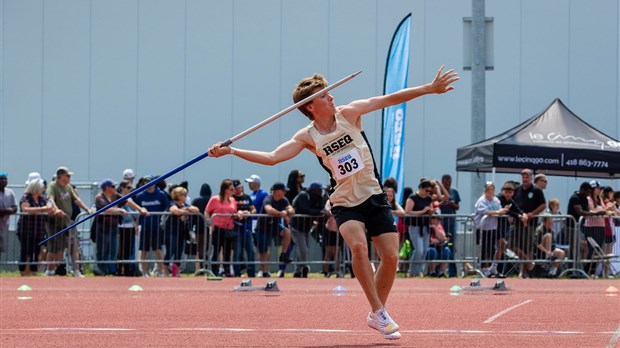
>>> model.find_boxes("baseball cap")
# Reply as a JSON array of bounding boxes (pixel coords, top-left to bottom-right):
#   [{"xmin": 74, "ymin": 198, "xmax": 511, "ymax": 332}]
[
  {"xmin": 245, "ymin": 174, "xmax": 261, "ymax": 185},
  {"xmin": 271, "ymin": 182, "xmax": 286, "ymax": 191},
  {"xmin": 309, "ymin": 182, "xmax": 324, "ymax": 190},
  {"xmin": 100, "ymin": 178, "xmax": 117, "ymax": 189},
  {"xmin": 56, "ymin": 166, "xmax": 74, "ymax": 176},
  {"xmin": 25, "ymin": 172, "xmax": 42, "ymax": 185},
  {"xmin": 589, "ymin": 180, "xmax": 601, "ymax": 189},
  {"xmin": 122, "ymin": 168, "xmax": 135, "ymax": 180},
  {"xmin": 580, "ymin": 182, "xmax": 593, "ymax": 191},
  {"xmin": 232, "ymin": 179, "xmax": 243, "ymax": 188}
]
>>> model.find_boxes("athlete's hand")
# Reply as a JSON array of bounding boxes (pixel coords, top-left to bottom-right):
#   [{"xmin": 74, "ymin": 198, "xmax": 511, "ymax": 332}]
[
  {"xmin": 429, "ymin": 65, "xmax": 459, "ymax": 94},
  {"xmin": 208, "ymin": 142, "xmax": 231, "ymax": 158}
]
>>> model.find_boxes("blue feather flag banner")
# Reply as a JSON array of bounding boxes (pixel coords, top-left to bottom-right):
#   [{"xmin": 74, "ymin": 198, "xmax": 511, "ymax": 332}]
[{"xmin": 381, "ymin": 14, "xmax": 411, "ymax": 205}]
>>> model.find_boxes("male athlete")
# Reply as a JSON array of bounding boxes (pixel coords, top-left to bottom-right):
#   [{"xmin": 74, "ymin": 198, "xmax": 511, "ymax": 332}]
[{"xmin": 208, "ymin": 66, "xmax": 458, "ymax": 339}]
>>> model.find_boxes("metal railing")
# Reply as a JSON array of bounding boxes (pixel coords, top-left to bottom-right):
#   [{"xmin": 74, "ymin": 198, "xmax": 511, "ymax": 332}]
[{"xmin": 2, "ymin": 211, "xmax": 618, "ymax": 279}]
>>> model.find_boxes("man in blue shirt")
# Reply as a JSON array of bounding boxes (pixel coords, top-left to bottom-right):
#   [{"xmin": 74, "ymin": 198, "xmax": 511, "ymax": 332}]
[{"xmin": 134, "ymin": 176, "xmax": 169, "ymax": 277}]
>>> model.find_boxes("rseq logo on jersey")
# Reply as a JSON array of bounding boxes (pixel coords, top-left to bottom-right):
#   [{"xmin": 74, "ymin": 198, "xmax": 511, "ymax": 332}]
[{"xmin": 322, "ymin": 134, "xmax": 353, "ymax": 156}]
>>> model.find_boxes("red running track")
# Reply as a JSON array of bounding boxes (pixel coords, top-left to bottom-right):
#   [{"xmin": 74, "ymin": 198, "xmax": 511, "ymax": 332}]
[{"xmin": 1, "ymin": 277, "xmax": 619, "ymax": 347}]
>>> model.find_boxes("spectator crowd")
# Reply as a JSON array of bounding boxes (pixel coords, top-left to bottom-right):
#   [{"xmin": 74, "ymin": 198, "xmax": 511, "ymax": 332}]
[{"xmin": 0, "ymin": 167, "xmax": 618, "ymax": 279}]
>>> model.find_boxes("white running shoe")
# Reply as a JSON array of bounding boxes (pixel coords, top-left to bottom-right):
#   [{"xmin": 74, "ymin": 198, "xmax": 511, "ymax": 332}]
[
  {"xmin": 367, "ymin": 308, "xmax": 400, "ymax": 339},
  {"xmin": 72, "ymin": 270, "xmax": 85, "ymax": 278}
]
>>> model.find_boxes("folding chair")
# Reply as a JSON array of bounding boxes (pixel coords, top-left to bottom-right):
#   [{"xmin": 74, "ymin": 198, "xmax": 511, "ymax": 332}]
[{"xmin": 587, "ymin": 237, "xmax": 619, "ymax": 278}]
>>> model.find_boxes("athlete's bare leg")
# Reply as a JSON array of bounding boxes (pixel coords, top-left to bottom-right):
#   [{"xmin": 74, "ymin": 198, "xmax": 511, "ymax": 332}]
[
  {"xmin": 371, "ymin": 233, "xmax": 399, "ymax": 306},
  {"xmin": 339, "ymin": 220, "xmax": 383, "ymax": 311}
]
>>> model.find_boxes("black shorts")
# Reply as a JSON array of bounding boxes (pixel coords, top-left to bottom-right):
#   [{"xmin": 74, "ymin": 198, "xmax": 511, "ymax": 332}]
[{"xmin": 331, "ymin": 193, "xmax": 397, "ymax": 238}]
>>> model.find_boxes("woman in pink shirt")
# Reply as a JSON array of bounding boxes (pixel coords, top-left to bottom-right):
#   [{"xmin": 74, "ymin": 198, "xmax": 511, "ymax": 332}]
[{"xmin": 206, "ymin": 179, "xmax": 237, "ymax": 276}]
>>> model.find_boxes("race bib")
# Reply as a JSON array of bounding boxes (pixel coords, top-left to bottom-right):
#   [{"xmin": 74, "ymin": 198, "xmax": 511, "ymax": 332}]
[{"xmin": 329, "ymin": 148, "xmax": 365, "ymax": 180}]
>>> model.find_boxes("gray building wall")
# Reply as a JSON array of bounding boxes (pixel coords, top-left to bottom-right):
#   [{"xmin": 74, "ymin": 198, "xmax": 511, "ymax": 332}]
[{"xmin": 1, "ymin": 0, "xmax": 618, "ymax": 212}]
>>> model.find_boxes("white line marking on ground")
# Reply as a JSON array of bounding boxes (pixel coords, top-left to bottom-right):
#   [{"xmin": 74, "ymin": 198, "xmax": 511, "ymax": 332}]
[
  {"xmin": 483, "ymin": 299, "xmax": 533, "ymax": 324},
  {"xmin": 8, "ymin": 327, "xmax": 615, "ymax": 336},
  {"xmin": 606, "ymin": 324, "xmax": 620, "ymax": 348}
]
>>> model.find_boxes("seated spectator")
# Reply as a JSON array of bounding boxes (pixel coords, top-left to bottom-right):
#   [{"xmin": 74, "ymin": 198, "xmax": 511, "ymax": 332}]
[
  {"xmin": 534, "ymin": 214, "xmax": 565, "ymax": 277},
  {"xmin": 16, "ymin": 178, "xmax": 52, "ymax": 276},
  {"xmin": 425, "ymin": 216, "xmax": 451, "ymax": 277}
]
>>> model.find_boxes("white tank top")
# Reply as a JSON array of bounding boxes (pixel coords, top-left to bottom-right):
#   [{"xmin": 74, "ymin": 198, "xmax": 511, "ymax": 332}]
[{"xmin": 307, "ymin": 111, "xmax": 383, "ymax": 207}]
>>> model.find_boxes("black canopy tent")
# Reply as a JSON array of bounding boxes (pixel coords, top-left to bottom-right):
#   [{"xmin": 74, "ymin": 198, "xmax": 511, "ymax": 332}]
[{"xmin": 456, "ymin": 98, "xmax": 620, "ymax": 179}]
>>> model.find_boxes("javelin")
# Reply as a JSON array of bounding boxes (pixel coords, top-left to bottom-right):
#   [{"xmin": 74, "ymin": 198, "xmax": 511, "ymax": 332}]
[{"xmin": 39, "ymin": 70, "xmax": 362, "ymax": 245}]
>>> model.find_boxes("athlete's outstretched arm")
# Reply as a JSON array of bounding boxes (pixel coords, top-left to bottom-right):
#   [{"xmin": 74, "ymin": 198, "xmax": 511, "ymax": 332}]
[
  {"xmin": 341, "ymin": 66, "xmax": 459, "ymax": 120},
  {"xmin": 208, "ymin": 128, "xmax": 310, "ymax": 166}
]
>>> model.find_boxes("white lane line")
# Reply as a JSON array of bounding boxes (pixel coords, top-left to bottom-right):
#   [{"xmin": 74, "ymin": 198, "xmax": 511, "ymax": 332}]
[
  {"xmin": 7, "ymin": 327, "xmax": 615, "ymax": 336},
  {"xmin": 606, "ymin": 324, "xmax": 620, "ymax": 348},
  {"xmin": 484, "ymin": 299, "xmax": 533, "ymax": 324}
]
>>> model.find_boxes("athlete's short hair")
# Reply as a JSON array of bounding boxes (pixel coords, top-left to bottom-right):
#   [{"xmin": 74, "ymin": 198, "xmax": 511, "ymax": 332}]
[{"xmin": 292, "ymin": 74, "xmax": 328, "ymax": 120}]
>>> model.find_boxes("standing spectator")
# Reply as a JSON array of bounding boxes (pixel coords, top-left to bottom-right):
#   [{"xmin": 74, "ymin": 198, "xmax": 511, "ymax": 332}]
[
  {"xmin": 190, "ymin": 182, "xmax": 211, "ymax": 272},
  {"xmin": 122, "ymin": 169, "xmax": 136, "ymax": 185},
  {"xmin": 566, "ymin": 182, "xmax": 594, "ymax": 263},
  {"xmin": 547, "ymin": 198, "xmax": 565, "ymax": 243},
  {"xmin": 205, "ymin": 179, "xmax": 238, "ymax": 277},
  {"xmin": 534, "ymin": 174, "xmax": 548, "ymax": 190},
  {"xmin": 497, "ymin": 181, "xmax": 527, "ymax": 276},
  {"xmin": 426, "ymin": 216, "xmax": 452, "ymax": 277},
  {"xmin": 116, "ymin": 181, "xmax": 141, "ymax": 276},
  {"xmin": 473, "ymin": 182, "xmax": 509, "ymax": 277},
  {"xmin": 323, "ymin": 201, "xmax": 343, "ymax": 278},
  {"xmin": 285, "ymin": 169, "xmax": 306, "ymax": 203},
  {"xmin": 291, "ymin": 182, "xmax": 327, "ymax": 277},
  {"xmin": 439, "ymin": 174, "xmax": 460, "ymax": 277},
  {"xmin": 16, "ymin": 178, "xmax": 51, "ymax": 276},
  {"xmin": 255, "ymin": 182, "xmax": 294, "ymax": 278},
  {"xmin": 45, "ymin": 167, "xmax": 90, "ymax": 277},
  {"xmin": 164, "ymin": 186, "xmax": 199, "ymax": 277},
  {"xmin": 404, "ymin": 180, "xmax": 436, "ymax": 277},
  {"xmin": 231, "ymin": 179, "xmax": 256, "ymax": 277},
  {"xmin": 534, "ymin": 214, "xmax": 565, "ymax": 277},
  {"xmin": 93, "ymin": 179, "xmax": 145, "ymax": 276},
  {"xmin": 583, "ymin": 180, "xmax": 611, "ymax": 275},
  {"xmin": 0, "ymin": 172, "xmax": 17, "ymax": 255},
  {"xmin": 385, "ymin": 187, "xmax": 405, "ymax": 219},
  {"xmin": 602, "ymin": 187, "xmax": 617, "ymax": 277},
  {"xmin": 93, "ymin": 179, "xmax": 124, "ymax": 276},
  {"xmin": 133, "ymin": 175, "xmax": 169, "ymax": 277},
  {"xmin": 246, "ymin": 174, "xmax": 268, "ymax": 239},
  {"xmin": 245, "ymin": 174, "xmax": 268, "ymax": 215},
  {"xmin": 513, "ymin": 169, "xmax": 546, "ymax": 278}
]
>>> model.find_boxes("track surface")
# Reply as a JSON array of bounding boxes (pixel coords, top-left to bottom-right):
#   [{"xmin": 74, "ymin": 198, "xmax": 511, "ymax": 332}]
[{"xmin": 2, "ymin": 277, "xmax": 619, "ymax": 347}]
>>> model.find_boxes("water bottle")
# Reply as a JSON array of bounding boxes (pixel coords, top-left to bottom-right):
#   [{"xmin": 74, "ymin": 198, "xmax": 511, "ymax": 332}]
[{"xmin": 332, "ymin": 285, "xmax": 347, "ymax": 297}]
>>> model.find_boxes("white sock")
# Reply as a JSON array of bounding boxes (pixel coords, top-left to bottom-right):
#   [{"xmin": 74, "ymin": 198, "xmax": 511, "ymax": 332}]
[{"xmin": 549, "ymin": 267, "xmax": 557, "ymax": 275}]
